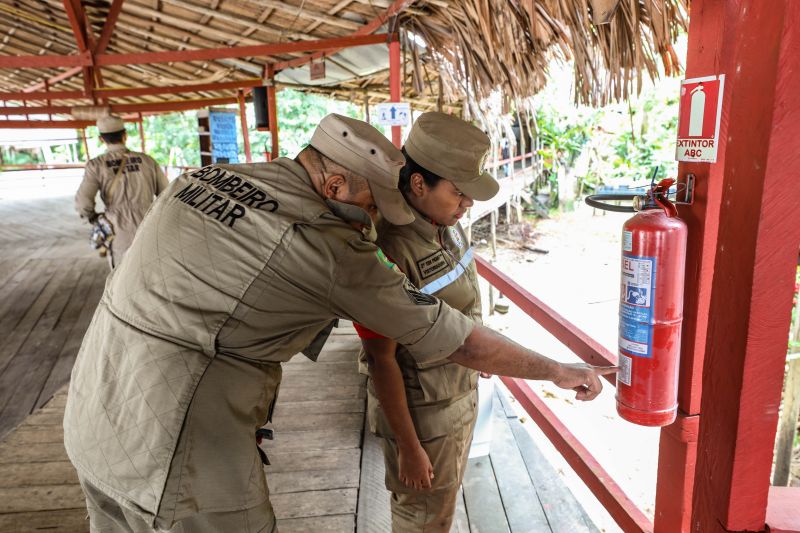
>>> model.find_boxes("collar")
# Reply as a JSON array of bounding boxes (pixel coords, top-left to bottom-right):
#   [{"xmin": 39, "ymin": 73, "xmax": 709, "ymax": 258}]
[
  {"xmin": 105, "ymin": 143, "xmax": 128, "ymax": 153},
  {"xmin": 274, "ymin": 157, "xmax": 376, "ymax": 240},
  {"xmin": 406, "ymin": 206, "xmax": 441, "ymax": 242}
]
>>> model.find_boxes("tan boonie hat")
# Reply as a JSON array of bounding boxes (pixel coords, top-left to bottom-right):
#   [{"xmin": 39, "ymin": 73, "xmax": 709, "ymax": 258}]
[
  {"xmin": 97, "ymin": 115, "xmax": 125, "ymax": 134},
  {"xmin": 310, "ymin": 113, "xmax": 414, "ymax": 225},
  {"xmin": 404, "ymin": 112, "xmax": 499, "ymax": 201}
]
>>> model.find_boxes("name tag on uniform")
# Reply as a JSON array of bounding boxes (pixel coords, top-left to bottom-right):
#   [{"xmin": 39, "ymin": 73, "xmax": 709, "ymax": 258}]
[{"xmin": 417, "ymin": 250, "xmax": 448, "ymax": 279}]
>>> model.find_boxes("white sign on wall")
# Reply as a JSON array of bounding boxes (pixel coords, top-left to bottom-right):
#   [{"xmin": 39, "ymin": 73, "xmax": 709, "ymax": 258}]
[{"xmin": 375, "ymin": 102, "xmax": 411, "ymax": 127}]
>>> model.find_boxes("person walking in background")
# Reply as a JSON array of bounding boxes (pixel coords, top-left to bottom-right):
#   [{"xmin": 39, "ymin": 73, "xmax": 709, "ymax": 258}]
[{"xmin": 75, "ymin": 115, "xmax": 167, "ymax": 268}]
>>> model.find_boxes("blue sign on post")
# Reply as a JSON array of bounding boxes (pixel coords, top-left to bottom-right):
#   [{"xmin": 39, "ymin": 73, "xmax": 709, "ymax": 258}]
[{"xmin": 209, "ymin": 110, "xmax": 239, "ymax": 164}]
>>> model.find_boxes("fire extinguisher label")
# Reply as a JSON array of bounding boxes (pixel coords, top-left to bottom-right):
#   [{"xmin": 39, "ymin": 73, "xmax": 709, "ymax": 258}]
[
  {"xmin": 618, "ymin": 354, "xmax": 632, "ymax": 385},
  {"xmin": 619, "ymin": 255, "xmax": 656, "ymax": 358},
  {"xmin": 623, "ymin": 230, "xmax": 633, "ymax": 252}
]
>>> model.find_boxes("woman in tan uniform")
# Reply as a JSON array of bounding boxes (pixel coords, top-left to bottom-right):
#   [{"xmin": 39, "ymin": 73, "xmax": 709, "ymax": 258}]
[{"xmin": 355, "ymin": 112, "xmax": 500, "ymax": 532}]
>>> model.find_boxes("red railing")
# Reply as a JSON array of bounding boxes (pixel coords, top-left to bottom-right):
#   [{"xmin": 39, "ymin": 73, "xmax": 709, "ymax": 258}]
[{"xmin": 475, "ymin": 255, "xmax": 655, "ymax": 533}]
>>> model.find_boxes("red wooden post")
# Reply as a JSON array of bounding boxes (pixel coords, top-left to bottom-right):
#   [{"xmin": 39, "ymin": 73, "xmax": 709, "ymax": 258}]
[
  {"xmin": 44, "ymin": 80, "xmax": 51, "ymax": 121},
  {"xmin": 237, "ymin": 89, "xmax": 252, "ymax": 163},
  {"xmin": 266, "ymin": 64, "xmax": 279, "ymax": 160},
  {"xmin": 689, "ymin": 1, "xmax": 800, "ymax": 531},
  {"xmin": 653, "ymin": 0, "xmax": 736, "ymax": 528},
  {"xmin": 388, "ymin": 35, "xmax": 402, "ymax": 148},
  {"xmin": 138, "ymin": 113, "xmax": 146, "ymax": 153}
]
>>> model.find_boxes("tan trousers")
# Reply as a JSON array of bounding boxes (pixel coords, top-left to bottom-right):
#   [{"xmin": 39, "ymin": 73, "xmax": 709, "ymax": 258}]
[
  {"xmin": 376, "ymin": 391, "xmax": 478, "ymax": 533},
  {"xmin": 79, "ymin": 477, "xmax": 277, "ymax": 533}
]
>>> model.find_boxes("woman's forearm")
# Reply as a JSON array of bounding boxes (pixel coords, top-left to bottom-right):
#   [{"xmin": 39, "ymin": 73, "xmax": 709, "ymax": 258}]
[{"xmin": 363, "ymin": 338, "xmax": 421, "ymax": 450}]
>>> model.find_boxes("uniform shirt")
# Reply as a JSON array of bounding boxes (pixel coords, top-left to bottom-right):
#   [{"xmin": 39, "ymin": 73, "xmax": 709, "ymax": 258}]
[
  {"xmin": 75, "ymin": 143, "xmax": 168, "ymax": 256},
  {"xmin": 357, "ymin": 211, "xmax": 482, "ymax": 438},
  {"xmin": 63, "ymin": 159, "xmax": 474, "ymax": 527}
]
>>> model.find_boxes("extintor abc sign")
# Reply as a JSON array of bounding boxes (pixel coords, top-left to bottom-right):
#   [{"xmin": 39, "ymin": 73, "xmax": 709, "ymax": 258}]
[{"xmin": 675, "ymin": 74, "xmax": 725, "ymax": 163}]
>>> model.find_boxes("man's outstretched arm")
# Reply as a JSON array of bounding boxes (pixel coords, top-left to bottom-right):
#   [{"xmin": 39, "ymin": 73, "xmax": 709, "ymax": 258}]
[{"xmin": 447, "ymin": 324, "xmax": 617, "ymax": 401}]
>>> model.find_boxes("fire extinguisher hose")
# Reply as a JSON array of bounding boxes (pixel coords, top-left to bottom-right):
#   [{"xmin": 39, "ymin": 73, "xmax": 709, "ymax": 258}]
[{"xmin": 584, "ymin": 194, "xmax": 639, "ymax": 213}]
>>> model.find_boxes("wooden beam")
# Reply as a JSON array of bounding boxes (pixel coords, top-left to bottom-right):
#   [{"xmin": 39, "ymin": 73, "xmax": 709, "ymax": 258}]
[
  {"xmin": 273, "ymin": 0, "xmax": 416, "ymax": 71},
  {"xmin": 22, "ymin": 67, "xmax": 83, "ymax": 93},
  {"xmin": 121, "ymin": 3, "xmax": 267, "ymax": 47},
  {"xmin": 238, "ymin": 89, "xmax": 252, "ymax": 163},
  {"xmin": 0, "ymin": 52, "xmax": 91, "ymax": 69},
  {"xmin": 94, "ymin": 33, "xmax": 390, "ymax": 67},
  {"xmin": 691, "ymin": 1, "xmax": 800, "ymax": 531},
  {"xmin": 0, "ymin": 119, "xmax": 96, "ymax": 129},
  {"xmin": 138, "ymin": 113, "xmax": 146, "ymax": 152},
  {"xmin": 62, "ymin": 0, "xmax": 88, "ymax": 52},
  {"xmin": 115, "ymin": 13, "xmax": 264, "ymax": 75},
  {"xmin": 0, "ymin": 96, "xmax": 237, "ymax": 116},
  {"xmin": 0, "ymin": 33, "xmax": 389, "ymax": 72},
  {"xmin": 105, "ymin": 97, "xmax": 238, "ymax": 114},
  {"xmin": 302, "ymin": 0, "xmax": 354, "ymax": 35},
  {"xmin": 62, "ymin": 0, "xmax": 96, "ymax": 98},
  {"xmin": 94, "ymin": 0, "xmax": 126, "ymax": 55},
  {"xmin": 93, "ymin": 79, "xmax": 262, "ymax": 99},
  {"xmin": 389, "ymin": 36, "xmax": 401, "ymax": 147},
  {"xmin": 248, "ymin": 0, "xmax": 361, "ymax": 31},
  {"xmin": 267, "ymin": 64, "xmax": 278, "ymax": 160},
  {"xmin": 156, "ymin": 0, "xmax": 313, "ymax": 43}
]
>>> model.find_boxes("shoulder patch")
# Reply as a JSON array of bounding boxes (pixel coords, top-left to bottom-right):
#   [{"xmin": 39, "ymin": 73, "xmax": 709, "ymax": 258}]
[
  {"xmin": 417, "ymin": 250, "xmax": 448, "ymax": 279},
  {"xmin": 404, "ymin": 280, "xmax": 438, "ymax": 305}
]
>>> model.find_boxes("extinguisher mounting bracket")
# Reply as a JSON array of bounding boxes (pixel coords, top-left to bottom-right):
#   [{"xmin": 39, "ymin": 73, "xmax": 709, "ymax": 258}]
[{"xmin": 674, "ymin": 174, "xmax": 696, "ymax": 206}]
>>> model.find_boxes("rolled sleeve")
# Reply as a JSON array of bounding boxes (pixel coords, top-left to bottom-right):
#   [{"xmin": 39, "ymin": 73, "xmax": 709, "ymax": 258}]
[
  {"xmin": 329, "ymin": 237, "xmax": 474, "ymax": 367},
  {"xmin": 401, "ymin": 298, "xmax": 474, "ymax": 368}
]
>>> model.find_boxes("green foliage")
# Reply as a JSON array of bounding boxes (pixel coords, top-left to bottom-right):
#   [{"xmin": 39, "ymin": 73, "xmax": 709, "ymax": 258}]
[
  {"xmin": 530, "ymin": 67, "xmax": 681, "ymax": 202},
  {"xmin": 124, "ymin": 112, "xmax": 201, "ymax": 166},
  {"xmin": 535, "ymin": 106, "xmax": 593, "ymax": 171},
  {"xmin": 82, "ymin": 89, "xmax": 360, "ymax": 166},
  {"xmin": 603, "ymin": 89, "xmax": 680, "ymax": 183},
  {"xmin": 264, "ymin": 88, "xmax": 361, "ymax": 158},
  {"xmin": 1, "ymin": 147, "xmax": 41, "ymax": 165}
]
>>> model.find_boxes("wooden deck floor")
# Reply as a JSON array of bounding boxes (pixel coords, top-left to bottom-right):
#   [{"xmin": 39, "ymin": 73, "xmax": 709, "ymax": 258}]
[
  {"xmin": 0, "ymin": 196, "xmax": 108, "ymax": 440},
  {"xmin": 0, "ymin": 330, "xmax": 367, "ymax": 532},
  {"xmin": 0, "ymin": 193, "xmax": 600, "ymax": 533}
]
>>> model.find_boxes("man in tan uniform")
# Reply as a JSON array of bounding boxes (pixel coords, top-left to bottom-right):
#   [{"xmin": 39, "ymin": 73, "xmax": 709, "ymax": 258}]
[
  {"xmin": 75, "ymin": 115, "xmax": 168, "ymax": 268},
  {"xmin": 64, "ymin": 114, "xmax": 613, "ymax": 532}
]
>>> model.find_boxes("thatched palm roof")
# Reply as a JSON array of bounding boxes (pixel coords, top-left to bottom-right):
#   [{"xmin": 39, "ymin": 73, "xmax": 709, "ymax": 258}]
[
  {"xmin": 403, "ymin": 0, "xmax": 687, "ymax": 107},
  {"xmin": 0, "ymin": 0, "xmax": 687, "ymax": 120}
]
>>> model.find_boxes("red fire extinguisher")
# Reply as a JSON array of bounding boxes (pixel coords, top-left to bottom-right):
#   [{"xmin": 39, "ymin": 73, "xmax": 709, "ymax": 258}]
[{"xmin": 587, "ymin": 178, "xmax": 688, "ymax": 426}]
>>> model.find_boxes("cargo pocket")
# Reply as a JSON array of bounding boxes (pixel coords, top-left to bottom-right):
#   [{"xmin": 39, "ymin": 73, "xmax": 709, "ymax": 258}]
[
  {"xmin": 416, "ymin": 363, "xmax": 478, "ymax": 403},
  {"xmin": 367, "ymin": 391, "xmax": 456, "ymax": 440}
]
